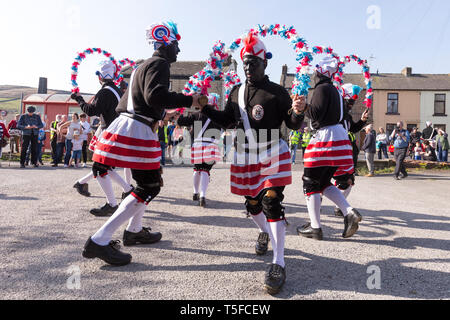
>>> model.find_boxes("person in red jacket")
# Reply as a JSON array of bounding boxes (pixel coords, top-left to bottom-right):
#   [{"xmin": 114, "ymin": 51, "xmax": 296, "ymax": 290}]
[
  {"xmin": 7, "ymin": 115, "xmax": 21, "ymax": 153},
  {"xmin": 0, "ymin": 121, "xmax": 11, "ymax": 166}
]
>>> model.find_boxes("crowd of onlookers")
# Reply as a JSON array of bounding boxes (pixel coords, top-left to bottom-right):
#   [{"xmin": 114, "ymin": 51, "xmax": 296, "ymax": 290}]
[
  {"xmin": 287, "ymin": 121, "xmax": 449, "ymax": 179},
  {"xmin": 1, "ymin": 110, "xmax": 449, "ymax": 171}
]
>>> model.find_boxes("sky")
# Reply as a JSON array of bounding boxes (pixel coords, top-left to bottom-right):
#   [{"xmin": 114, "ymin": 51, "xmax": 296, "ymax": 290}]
[{"xmin": 0, "ymin": 0, "xmax": 449, "ymax": 94}]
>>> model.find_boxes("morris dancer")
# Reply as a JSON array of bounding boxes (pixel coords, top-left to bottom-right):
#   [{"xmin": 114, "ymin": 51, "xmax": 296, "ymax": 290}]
[
  {"xmin": 72, "ymin": 61, "xmax": 134, "ymax": 216},
  {"xmin": 296, "ymin": 57, "xmax": 363, "ymax": 241},
  {"xmin": 333, "ymin": 83, "xmax": 369, "ymax": 217},
  {"xmin": 82, "ymin": 21, "xmax": 203, "ymax": 266},
  {"xmin": 177, "ymin": 99, "xmax": 222, "ymax": 208},
  {"xmin": 199, "ymin": 33, "xmax": 304, "ymax": 295}
]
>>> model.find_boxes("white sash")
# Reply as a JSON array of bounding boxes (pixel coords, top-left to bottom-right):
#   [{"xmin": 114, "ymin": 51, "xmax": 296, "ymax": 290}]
[
  {"xmin": 195, "ymin": 119, "xmax": 211, "ymax": 141},
  {"xmin": 126, "ymin": 70, "xmax": 136, "ymax": 114},
  {"xmin": 238, "ymin": 83, "xmax": 258, "ymax": 147},
  {"xmin": 105, "ymin": 86, "xmax": 121, "ymax": 103}
]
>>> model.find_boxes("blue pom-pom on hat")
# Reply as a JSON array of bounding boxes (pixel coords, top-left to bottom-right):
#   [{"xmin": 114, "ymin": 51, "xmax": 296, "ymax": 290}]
[{"xmin": 266, "ymin": 52, "xmax": 273, "ymax": 60}]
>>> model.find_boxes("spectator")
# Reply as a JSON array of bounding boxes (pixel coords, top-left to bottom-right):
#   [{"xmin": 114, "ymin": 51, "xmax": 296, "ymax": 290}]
[
  {"xmin": 71, "ymin": 130, "xmax": 83, "ymax": 168},
  {"xmin": 409, "ymin": 127, "xmax": 422, "ymax": 159},
  {"xmin": 59, "ymin": 113, "xmax": 83, "ymax": 168},
  {"xmin": 435, "ymin": 129, "xmax": 449, "ymax": 163},
  {"xmin": 422, "ymin": 121, "xmax": 437, "ymax": 141},
  {"xmin": 376, "ymin": 127, "xmax": 389, "ymax": 160},
  {"xmin": 37, "ymin": 126, "xmax": 46, "ymax": 165},
  {"xmin": 289, "ymin": 129, "xmax": 301, "ymax": 164},
  {"xmin": 56, "ymin": 115, "xmax": 68, "ymax": 166},
  {"xmin": 7, "ymin": 114, "xmax": 21, "ymax": 154},
  {"xmin": 422, "ymin": 140, "xmax": 437, "ymax": 161},
  {"xmin": 0, "ymin": 121, "xmax": 11, "ymax": 167},
  {"xmin": 17, "ymin": 106, "xmax": 44, "ymax": 168},
  {"xmin": 362, "ymin": 126, "xmax": 376, "ymax": 177},
  {"xmin": 414, "ymin": 142, "xmax": 423, "ymax": 161},
  {"xmin": 157, "ymin": 121, "xmax": 168, "ymax": 166},
  {"xmin": 79, "ymin": 114, "xmax": 91, "ymax": 167},
  {"xmin": 50, "ymin": 115, "xmax": 62, "ymax": 167},
  {"xmin": 301, "ymin": 127, "xmax": 312, "ymax": 159},
  {"xmin": 167, "ymin": 120, "xmax": 176, "ymax": 159},
  {"xmin": 391, "ymin": 121, "xmax": 411, "ymax": 180}
]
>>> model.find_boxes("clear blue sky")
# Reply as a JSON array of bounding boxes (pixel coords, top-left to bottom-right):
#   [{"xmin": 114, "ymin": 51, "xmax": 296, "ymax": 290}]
[{"xmin": 0, "ymin": 0, "xmax": 449, "ymax": 94}]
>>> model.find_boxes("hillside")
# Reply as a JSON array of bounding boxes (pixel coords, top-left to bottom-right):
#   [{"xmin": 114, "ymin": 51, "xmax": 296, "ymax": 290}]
[{"xmin": 0, "ymin": 85, "xmax": 71, "ymax": 99}]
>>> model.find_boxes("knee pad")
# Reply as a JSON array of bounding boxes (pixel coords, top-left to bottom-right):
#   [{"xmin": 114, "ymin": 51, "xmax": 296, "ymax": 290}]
[
  {"xmin": 245, "ymin": 199, "xmax": 263, "ymax": 216},
  {"xmin": 303, "ymin": 175, "xmax": 321, "ymax": 195},
  {"xmin": 262, "ymin": 189, "xmax": 285, "ymax": 221},
  {"xmin": 133, "ymin": 183, "xmax": 161, "ymax": 204},
  {"xmin": 335, "ymin": 174, "xmax": 355, "ymax": 190},
  {"xmin": 92, "ymin": 162, "xmax": 111, "ymax": 178}
]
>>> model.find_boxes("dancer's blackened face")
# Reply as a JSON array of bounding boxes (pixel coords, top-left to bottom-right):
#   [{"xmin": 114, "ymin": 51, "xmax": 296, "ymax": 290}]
[
  {"xmin": 166, "ymin": 41, "xmax": 180, "ymax": 63},
  {"xmin": 243, "ymin": 56, "xmax": 267, "ymax": 84}
]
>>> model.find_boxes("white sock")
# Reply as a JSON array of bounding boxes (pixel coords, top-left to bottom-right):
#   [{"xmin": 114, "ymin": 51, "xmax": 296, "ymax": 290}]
[
  {"xmin": 126, "ymin": 204, "xmax": 146, "ymax": 233},
  {"xmin": 108, "ymin": 169, "xmax": 132, "ymax": 192},
  {"xmin": 193, "ymin": 171, "xmax": 201, "ymax": 195},
  {"xmin": 199, "ymin": 171, "xmax": 210, "ymax": 198},
  {"xmin": 251, "ymin": 212, "xmax": 269, "ymax": 233},
  {"xmin": 124, "ymin": 168, "xmax": 132, "ymax": 185},
  {"xmin": 336, "ymin": 186, "xmax": 352, "ymax": 210},
  {"xmin": 305, "ymin": 193, "xmax": 322, "ymax": 229},
  {"xmin": 96, "ymin": 175, "xmax": 118, "ymax": 207},
  {"xmin": 342, "ymin": 185, "xmax": 352, "ymax": 199},
  {"xmin": 92, "ymin": 196, "xmax": 145, "ymax": 246},
  {"xmin": 268, "ymin": 221, "xmax": 286, "ymax": 268},
  {"xmin": 78, "ymin": 172, "xmax": 94, "ymax": 184},
  {"xmin": 323, "ymin": 186, "xmax": 353, "ymax": 216}
]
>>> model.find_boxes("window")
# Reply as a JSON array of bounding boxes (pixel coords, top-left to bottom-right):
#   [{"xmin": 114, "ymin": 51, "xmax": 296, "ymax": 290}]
[
  {"xmin": 434, "ymin": 94, "xmax": 446, "ymax": 116},
  {"xmin": 386, "ymin": 123, "xmax": 396, "ymax": 137},
  {"xmin": 387, "ymin": 93, "xmax": 399, "ymax": 114},
  {"xmin": 435, "ymin": 124, "xmax": 446, "ymax": 132},
  {"xmin": 68, "ymin": 107, "xmax": 83, "ymax": 118},
  {"xmin": 407, "ymin": 124, "xmax": 417, "ymax": 133}
]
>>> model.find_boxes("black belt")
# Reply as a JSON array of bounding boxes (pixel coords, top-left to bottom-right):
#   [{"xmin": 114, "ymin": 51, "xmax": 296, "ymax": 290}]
[{"xmin": 120, "ymin": 113, "xmax": 156, "ymax": 129}]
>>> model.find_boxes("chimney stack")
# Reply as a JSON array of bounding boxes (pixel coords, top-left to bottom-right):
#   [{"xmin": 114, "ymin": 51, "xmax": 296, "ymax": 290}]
[
  {"xmin": 401, "ymin": 67, "xmax": 412, "ymax": 77},
  {"xmin": 38, "ymin": 77, "xmax": 48, "ymax": 94}
]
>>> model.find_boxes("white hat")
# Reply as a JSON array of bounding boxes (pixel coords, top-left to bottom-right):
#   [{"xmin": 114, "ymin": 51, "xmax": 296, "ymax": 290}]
[
  {"xmin": 240, "ymin": 33, "xmax": 272, "ymax": 61},
  {"xmin": 96, "ymin": 60, "xmax": 116, "ymax": 80},
  {"xmin": 342, "ymin": 83, "xmax": 363, "ymax": 100},
  {"xmin": 426, "ymin": 121, "xmax": 432, "ymax": 127},
  {"xmin": 315, "ymin": 56, "xmax": 339, "ymax": 78}
]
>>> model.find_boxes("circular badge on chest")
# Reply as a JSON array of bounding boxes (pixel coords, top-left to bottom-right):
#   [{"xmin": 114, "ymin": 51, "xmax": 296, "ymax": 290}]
[{"xmin": 252, "ymin": 105, "xmax": 265, "ymax": 121}]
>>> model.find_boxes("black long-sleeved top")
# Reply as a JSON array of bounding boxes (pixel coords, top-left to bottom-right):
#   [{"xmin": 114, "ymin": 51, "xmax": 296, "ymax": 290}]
[
  {"xmin": 116, "ymin": 52, "xmax": 193, "ymax": 121},
  {"xmin": 341, "ymin": 104, "xmax": 367, "ymax": 134},
  {"xmin": 177, "ymin": 113, "xmax": 222, "ymax": 144},
  {"xmin": 74, "ymin": 81, "xmax": 121, "ymax": 130},
  {"xmin": 202, "ymin": 76, "xmax": 304, "ymax": 143},
  {"xmin": 306, "ymin": 77, "xmax": 343, "ymax": 130}
]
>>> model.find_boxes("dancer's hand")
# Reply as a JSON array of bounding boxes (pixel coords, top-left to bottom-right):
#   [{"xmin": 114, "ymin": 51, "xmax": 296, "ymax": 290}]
[
  {"xmin": 361, "ymin": 109, "xmax": 370, "ymax": 121},
  {"xmin": 292, "ymin": 95, "xmax": 307, "ymax": 114}
]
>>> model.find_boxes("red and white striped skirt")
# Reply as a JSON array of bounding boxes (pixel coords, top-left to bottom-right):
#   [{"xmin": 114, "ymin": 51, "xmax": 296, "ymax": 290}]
[
  {"xmin": 230, "ymin": 139, "xmax": 292, "ymax": 198},
  {"xmin": 303, "ymin": 124, "xmax": 354, "ymax": 170},
  {"xmin": 92, "ymin": 115, "xmax": 161, "ymax": 170},
  {"xmin": 89, "ymin": 127, "xmax": 103, "ymax": 152},
  {"xmin": 191, "ymin": 140, "xmax": 221, "ymax": 165}
]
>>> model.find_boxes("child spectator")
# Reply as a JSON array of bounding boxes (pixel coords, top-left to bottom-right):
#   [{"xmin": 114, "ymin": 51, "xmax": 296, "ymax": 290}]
[
  {"xmin": 71, "ymin": 131, "xmax": 83, "ymax": 168},
  {"xmin": 414, "ymin": 142, "xmax": 423, "ymax": 161}
]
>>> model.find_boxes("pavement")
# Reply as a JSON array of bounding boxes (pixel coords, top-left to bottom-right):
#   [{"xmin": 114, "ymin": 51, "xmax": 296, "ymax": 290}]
[{"xmin": 0, "ymin": 160, "xmax": 449, "ymax": 300}]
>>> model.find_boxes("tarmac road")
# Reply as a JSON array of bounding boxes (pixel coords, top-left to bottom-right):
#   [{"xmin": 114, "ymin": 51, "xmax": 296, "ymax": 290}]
[{"xmin": 0, "ymin": 162, "xmax": 449, "ymax": 300}]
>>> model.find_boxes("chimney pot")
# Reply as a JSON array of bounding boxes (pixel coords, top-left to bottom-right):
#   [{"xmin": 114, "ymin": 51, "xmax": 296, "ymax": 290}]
[{"xmin": 401, "ymin": 67, "xmax": 412, "ymax": 77}]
